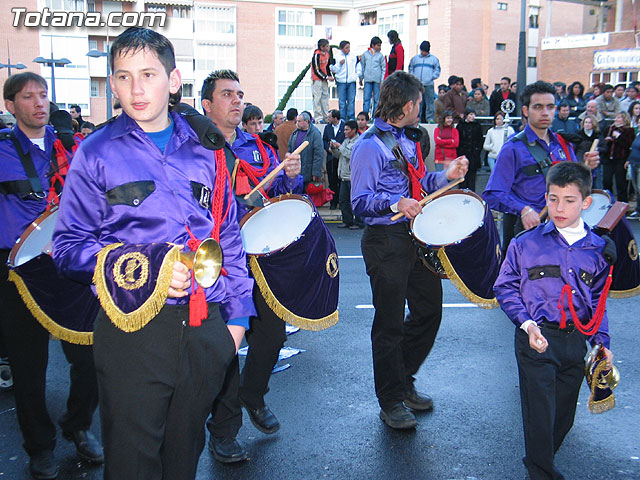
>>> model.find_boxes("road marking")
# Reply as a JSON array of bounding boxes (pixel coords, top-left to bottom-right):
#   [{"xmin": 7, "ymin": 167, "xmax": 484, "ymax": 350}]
[{"xmin": 355, "ymin": 303, "xmax": 479, "ymax": 309}]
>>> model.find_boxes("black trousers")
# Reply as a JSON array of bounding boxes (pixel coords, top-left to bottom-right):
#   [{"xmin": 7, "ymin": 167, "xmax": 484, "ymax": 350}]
[
  {"xmin": 0, "ymin": 249, "xmax": 98, "ymax": 455},
  {"xmin": 515, "ymin": 326, "xmax": 587, "ymax": 480},
  {"xmin": 93, "ymin": 304, "xmax": 235, "ymax": 480},
  {"xmin": 602, "ymin": 162, "xmax": 628, "ymax": 202},
  {"xmin": 361, "ymin": 223, "xmax": 443, "ymax": 410},
  {"xmin": 502, "ymin": 213, "xmax": 525, "ymax": 257},
  {"xmin": 326, "ymin": 154, "xmax": 341, "ymax": 207},
  {"xmin": 207, "ymin": 284, "xmax": 286, "ymax": 437}
]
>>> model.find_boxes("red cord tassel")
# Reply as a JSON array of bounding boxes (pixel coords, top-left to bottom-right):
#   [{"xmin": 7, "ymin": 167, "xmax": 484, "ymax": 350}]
[
  {"xmin": 189, "ymin": 285, "xmax": 208, "ymax": 327},
  {"xmin": 235, "ymin": 174, "xmax": 251, "ymax": 195}
]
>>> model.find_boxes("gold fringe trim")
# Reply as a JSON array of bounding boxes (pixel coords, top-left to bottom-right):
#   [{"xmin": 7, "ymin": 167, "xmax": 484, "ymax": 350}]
[
  {"xmin": 93, "ymin": 243, "xmax": 180, "ymax": 333},
  {"xmin": 249, "ymin": 256, "xmax": 338, "ymax": 331},
  {"xmin": 437, "ymin": 249, "xmax": 499, "ymax": 309},
  {"xmin": 608, "ymin": 283, "xmax": 640, "ymax": 299},
  {"xmin": 588, "ymin": 359, "xmax": 616, "ymax": 414},
  {"xmin": 8, "ymin": 270, "xmax": 93, "ymax": 345}
]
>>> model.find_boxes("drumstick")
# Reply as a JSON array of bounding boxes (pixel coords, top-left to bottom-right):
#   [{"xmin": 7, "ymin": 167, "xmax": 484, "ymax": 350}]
[
  {"xmin": 244, "ymin": 141, "xmax": 309, "ymax": 199},
  {"xmin": 231, "ymin": 159, "xmax": 240, "ymax": 190},
  {"xmin": 539, "ymin": 206, "xmax": 548, "ymax": 220},
  {"xmin": 589, "ymin": 139, "xmax": 599, "ymax": 152},
  {"xmin": 390, "ymin": 177, "xmax": 464, "ymax": 222}
]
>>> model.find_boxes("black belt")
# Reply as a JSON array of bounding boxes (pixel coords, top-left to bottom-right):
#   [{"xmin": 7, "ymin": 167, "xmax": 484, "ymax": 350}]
[{"xmin": 541, "ymin": 321, "xmax": 576, "ymax": 333}]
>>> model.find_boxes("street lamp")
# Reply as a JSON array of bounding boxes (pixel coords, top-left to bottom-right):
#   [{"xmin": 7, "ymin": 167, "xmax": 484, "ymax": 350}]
[
  {"xmin": 33, "ymin": 56, "xmax": 71, "ymax": 104},
  {"xmin": 0, "ymin": 61, "xmax": 27, "ymax": 76},
  {"xmin": 86, "ymin": 48, "xmax": 112, "ymax": 120}
]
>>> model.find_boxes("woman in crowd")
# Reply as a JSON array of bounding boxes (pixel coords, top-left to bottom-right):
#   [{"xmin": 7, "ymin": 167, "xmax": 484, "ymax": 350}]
[
  {"xmin": 628, "ymin": 101, "xmax": 640, "ymax": 135},
  {"xmin": 456, "ymin": 108, "xmax": 483, "ymax": 191},
  {"xmin": 434, "ymin": 110, "xmax": 458, "ymax": 171},
  {"xmin": 467, "ymin": 88, "xmax": 490, "ymax": 117},
  {"xmin": 602, "ymin": 111, "xmax": 635, "ymax": 201},
  {"xmin": 565, "ymin": 81, "xmax": 586, "ymax": 118},
  {"xmin": 483, "ymin": 111, "xmax": 515, "ymax": 171}
]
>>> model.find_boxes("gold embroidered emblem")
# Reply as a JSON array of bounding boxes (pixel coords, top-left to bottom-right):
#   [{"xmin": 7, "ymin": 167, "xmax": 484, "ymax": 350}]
[
  {"xmin": 629, "ymin": 239, "xmax": 638, "ymax": 262},
  {"xmin": 113, "ymin": 252, "xmax": 150, "ymax": 290},
  {"xmin": 326, "ymin": 253, "xmax": 339, "ymax": 278}
]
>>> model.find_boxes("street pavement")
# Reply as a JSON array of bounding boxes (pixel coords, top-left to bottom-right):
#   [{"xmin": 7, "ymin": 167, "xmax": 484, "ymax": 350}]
[{"xmin": 1, "ymin": 219, "xmax": 639, "ymax": 480}]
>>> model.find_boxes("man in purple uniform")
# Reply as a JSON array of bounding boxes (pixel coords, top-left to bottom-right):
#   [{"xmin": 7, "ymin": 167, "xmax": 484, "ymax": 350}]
[
  {"xmin": 0, "ymin": 72, "xmax": 102, "ymax": 480},
  {"xmin": 351, "ymin": 71, "xmax": 468, "ymax": 429},
  {"xmin": 52, "ymin": 28, "xmax": 256, "ymax": 480},
  {"xmin": 201, "ymin": 69, "xmax": 303, "ymax": 462}
]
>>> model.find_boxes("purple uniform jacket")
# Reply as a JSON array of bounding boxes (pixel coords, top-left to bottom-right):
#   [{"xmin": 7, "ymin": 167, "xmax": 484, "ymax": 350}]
[
  {"xmin": 351, "ymin": 117, "xmax": 448, "ymax": 226},
  {"xmin": 494, "ymin": 221, "xmax": 610, "ymax": 348},
  {"xmin": 52, "ymin": 111, "xmax": 256, "ymax": 326},
  {"xmin": 0, "ymin": 125, "xmax": 56, "ymax": 250},
  {"xmin": 483, "ymin": 125, "xmax": 577, "ymax": 216},
  {"xmin": 230, "ymin": 127, "xmax": 303, "ymax": 222}
]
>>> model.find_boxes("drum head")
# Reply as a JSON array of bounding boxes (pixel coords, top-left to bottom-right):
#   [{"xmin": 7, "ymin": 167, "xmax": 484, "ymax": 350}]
[
  {"xmin": 411, "ymin": 191, "xmax": 485, "ymax": 247},
  {"xmin": 582, "ymin": 190, "xmax": 612, "ymax": 228},
  {"xmin": 8, "ymin": 207, "xmax": 58, "ymax": 268},
  {"xmin": 241, "ymin": 197, "xmax": 314, "ymax": 255}
]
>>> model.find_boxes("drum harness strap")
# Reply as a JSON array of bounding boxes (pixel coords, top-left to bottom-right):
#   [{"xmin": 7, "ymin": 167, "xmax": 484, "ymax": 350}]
[
  {"xmin": 184, "ymin": 148, "xmax": 233, "ymax": 327},
  {"xmin": 233, "ymin": 134, "xmax": 276, "ymax": 199},
  {"xmin": 511, "ymin": 131, "xmax": 572, "ymax": 178},
  {"xmin": 372, "ymin": 126, "xmax": 426, "ymax": 201}
]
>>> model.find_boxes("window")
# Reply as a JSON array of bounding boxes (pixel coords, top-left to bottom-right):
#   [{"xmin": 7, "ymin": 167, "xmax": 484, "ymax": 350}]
[
  {"xmin": 172, "ymin": 6, "xmax": 191, "ymax": 18},
  {"xmin": 87, "ymin": 1, "xmax": 95, "ymax": 13},
  {"xmin": 527, "ymin": 56, "xmax": 537, "ymax": 67},
  {"xmin": 498, "ymin": 2, "xmax": 508, "ymax": 11},
  {"xmin": 277, "ymin": 9, "xmax": 313, "ymax": 37},
  {"xmin": 45, "ymin": 0, "xmax": 83, "ymax": 9},
  {"xmin": 277, "ymin": 46, "xmax": 313, "ymax": 111},
  {"xmin": 417, "ymin": 4, "xmax": 428, "ymax": 26},
  {"xmin": 182, "ymin": 83, "xmax": 194, "ymax": 98},
  {"xmin": 195, "ymin": 44, "xmax": 235, "ymax": 72},
  {"xmin": 378, "ymin": 12, "xmax": 404, "ymax": 35},
  {"xmin": 496, "ymin": 43, "xmax": 506, "ymax": 51},
  {"xmin": 529, "ymin": 14, "xmax": 539, "ymax": 28},
  {"xmin": 146, "ymin": 4, "xmax": 166, "ymax": 13},
  {"xmin": 90, "ymin": 80, "xmax": 99, "ymax": 97},
  {"xmin": 196, "ymin": 6, "xmax": 235, "ymax": 35},
  {"xmin": 88, "ymin": 39, "xmax": 98, "ymax": 51},
  {"xmin": 102, "ymin": 1, "xmax": 122, "ymax": 15}
]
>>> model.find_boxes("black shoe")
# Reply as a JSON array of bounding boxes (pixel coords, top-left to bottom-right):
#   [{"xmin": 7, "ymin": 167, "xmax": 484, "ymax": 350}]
[
  {"xmin": 379, "ymin": 403, "xmax": 417, "ymax": 429},
  {"xmin": 348, "ymin": 224, "xmax": 363, "ymax": 230},
  {"xmin": 29, "ymin": 450, "xmax": 58, "ymax": 480},
  {"xmin": 240, "ymin": 400, "xmax": 280, "ymax": 434},
  {"xmin": 62, "ymin": 430, "xmax": 104, "ymax": 464},
  {"xmin": 404, "ymin": 388, "xmax": 434, "ymax": 411},
  {"xmin": 208, "ymin": 437, "xmax": 248, "ymax": 464},
  {"xmin": 337, "ymin": 223, "xmax": 350, "ymax": 228}
]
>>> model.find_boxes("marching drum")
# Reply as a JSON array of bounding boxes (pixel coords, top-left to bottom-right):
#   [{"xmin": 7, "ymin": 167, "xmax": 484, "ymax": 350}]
[
  {"xmin": 581, "ymin": 190, "xmax": 640, "ymax": 298},
  {"xmin": 7, "ymin": 206, "xmax": 98, "ymax": 344},
  {"xmin": 240, "ymin": 194, "xmax": 339, "ymax": 331},
  {"xmin": 410, "ymin": 190, "xmax": 502, "ymax": 308}
]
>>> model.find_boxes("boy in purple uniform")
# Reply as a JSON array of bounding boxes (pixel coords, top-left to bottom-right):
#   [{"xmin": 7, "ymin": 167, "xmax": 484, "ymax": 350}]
[
  {"xmin": 52, "ymin": 28, "xmax": 256, "ymax": 480},
  {"xmin": 494, "ymin": 161, "xmax": 614, "ymax": 480}
]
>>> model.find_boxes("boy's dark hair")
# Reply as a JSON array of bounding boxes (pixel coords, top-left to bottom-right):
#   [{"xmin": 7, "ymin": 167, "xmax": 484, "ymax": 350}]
[
  {"xmin": 557, "ymin": 101, "xmax": 570, "ymax": 109},
  {"xmin": 110, "ymin": 27, "xmax": 181, "ymax": 107},
  {"xmin": 521, "ymin": 81, "xmax": 555, "ymax": 107},
  {"xmin": 448, "ymin": 75, "xmax": 461, "ymax": 86},
  {"xmin": 286, "ymin": 108, "xmax": 298, "ymax": 121},
  {"xmin": 375, "ymin": 71, "xmax": 423, "ymax": 122},
  {"xmin": 242, "ymin": 105, "xmax": 263, "ymax": 124},
  {"xmin": 546, "ymin": 161, "xmax": 592, "ymax": 199},
  {"xmin": 317, "ymin": 39, "xmax": 329, "ymax": 48},
  {"xmin": 329, "ymin": 109, "xmax": 340, "ymax": 120},
  {"xmin": 3, "ymin": 72, "xmax": 48, "ymax": 101},
  {"xmin": 357, "ymin": 111, "xmax": 370, "ymax": 121},
  {"xmin": 81, "ymin": 121, "xmax": 96, "ymax": 131},
  {"xmin": 370, "ymin": 36, "xmax": 382, "ymax": 47},
  {"xmin": 70, "ymin": 104, "xmax": 81, "ymax": 113},
  {"xmin": 420, "ymin": 41, "xmax": 430, "ymax": 53},
  {"xmin": 602, "ymin": 84, "xmax": 614, "ymax": 92},
  {"xmin": 387, "ymin": 30, "xmax": 399, "ymax": 44},
  {"xmin": 345, "ymin": 120, "xmax": 358, "ymax": 130},
  {"xmin": 437, "ymin": 84, "xmax": 449, "ymax": 93},
  {"xmin": 501, "ymin": 76, "xmax": 511, "ymax": 84},
  {"xmin": 470, "ymin": 78, "xmax": 482, "ymax": 89},
  {"xmin": 201, "ymin": 69, "xmax": 239, "ymax": 104},
  {"xmin": 614, "ymin": 83, "xmax": 625, "ymax": 91},
  {"xmin": 339, "ymin": 40, "xmax": 350, "ymax": 50}
]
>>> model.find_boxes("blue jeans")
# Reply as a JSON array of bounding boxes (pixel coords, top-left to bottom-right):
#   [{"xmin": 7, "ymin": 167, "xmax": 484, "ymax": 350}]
[
  {"xmin": 631, "ymin": 164, "xmax": 640, "ymax": 213},
  {"xmin": 362, "ymin": 82, "xmax": 380, "ymax": 119},
  {"xmin": 420, "ymin": 84, "xmax": 435, "ymax": 122},
  {"xmin": 488, "ymin": 156, "xmax": 496, "ymax": 171},
  {"xmin": 337, "ymin": 81, "xmax": 356, "ymax": 120}
]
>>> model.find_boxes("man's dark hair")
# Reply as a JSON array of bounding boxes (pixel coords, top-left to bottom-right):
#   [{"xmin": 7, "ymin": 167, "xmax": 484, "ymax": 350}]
[
  {"xmin": 521, "ymin": 81, "xmax": 555, "ymax": 107},
  {"xmin": 614, "ymin": 83, "xmax": 625, "ymax": 91},
  {"xmin": 387, "ymin": 30, "xmax": 400, "ymax": 44},
  {"xmin": 419, "ymin": 41, "xmax": 430, "ymax": 53},
  {"xmin": 375, "ymin": 71, "xmax": 423, "ymax": 122},
  {"xmin": 329, "ymin": 109, "xmax": 340, "ymax": 120},
  {"xmin": 69, "ymin": 104, "xmax": 81, "ymax": 114},
  {"xmin": 602, "ymin": 84, "xmax": 614, "ymax": 92},
  {"xmin": 557, "ymin": 101, "xmax": 570, "ymax": 110},
  {"xmin": 357, "ymin": 111, "xmax": 370, "ymax": 121},
  {"xmin": 110, "ymin": 27, "xmax": 181, "ymax": 107},
  {"xmin": 448, "ymin": 75, "xmax": 462, "ymax": 86},
  {"xmin": 370, "ymin": 36, "xmax": 382, "ymax": 47},
  {"xmin": 501, "ymin": 76, "xmax": 511, "ymax": 84},
  {"xmin": 318, "ymin": 39, "xmax": 329, "ymax": 48},
  {"xmin": 286, "ymin": 108, "xmax": 298, "ymax": 121},
  {"xmin": 81, "ymin": 121, "xmax": 96, "ymax": 131},
  {"xmin": 546, "ymin": 161, "xmax": 592, "ymax": 199},
  {"xmin": 339, "ymin": 40, "xmax": 350, "ymax": 50},
  {"xmin": 3, "ymin": 72, "xmax": 48, "ymax": 101},
  {"xmin": 471, "ymin": 78, "xmax": 482, "ymax": 89},
  {"xmin": 242, "ymin": 105, "xmax": 263, "ymax": 124},
  {"xmin": 345, "ymin": 120, "xmax": 358, "ymax": 131},
  {"xmin": 201, "ymin": 69, "xmax": 239, "ymax": 103}
]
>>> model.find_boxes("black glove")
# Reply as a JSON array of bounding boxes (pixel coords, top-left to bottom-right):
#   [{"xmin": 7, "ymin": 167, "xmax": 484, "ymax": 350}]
[
  {"xmin": 601, "ymin": 235, "xmax": 617, "ymax": 265},
  {"xmin": 173, "ymin": 103, "xmax": 225, "ymax": 151}
]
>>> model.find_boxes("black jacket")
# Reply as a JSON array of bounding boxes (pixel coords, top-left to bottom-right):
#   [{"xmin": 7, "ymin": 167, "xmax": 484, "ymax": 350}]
[{"xmin": 457, "ymin": 120, "xmax": 483, "ymax": 170}]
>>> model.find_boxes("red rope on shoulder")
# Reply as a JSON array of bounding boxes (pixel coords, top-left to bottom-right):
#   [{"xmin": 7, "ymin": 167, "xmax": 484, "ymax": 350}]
[{"xmin": 407, "ymin": 141, "xmax": 426, "ymax": 201}]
